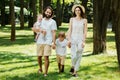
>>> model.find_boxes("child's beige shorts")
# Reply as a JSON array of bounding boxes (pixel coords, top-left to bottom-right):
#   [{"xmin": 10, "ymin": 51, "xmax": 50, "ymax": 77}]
[
  {"xmin": 37, "ymin": 44, "xmax": 51, "ymax": 56},
  {"xmin": 56, "ymin": 54, "xmax": 66, "ymax": 65}
]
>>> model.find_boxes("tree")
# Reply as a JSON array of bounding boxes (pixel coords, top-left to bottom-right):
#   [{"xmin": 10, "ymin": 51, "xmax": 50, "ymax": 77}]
[
  {"xmin": 82, "ymin": 0, "xmax": 88, "ymax": 14},
  {"xmin": 61, "ymin": 0, "xmax": 65, "ymax": 22},
  {"xmin": 39, "ymin": 0, "xmax": 43, "ymax": 13},
  {"xmin": 20, "ymin": 0, "xmax": 24, "ymax": 29},
  {"xmin": 1, "ymin": 0, "xmax": 5, "ymax": 26},
  {"xmin": 43, "ymin": 0, "xmax": 51, "ymax": 9},
  {"xmin": 10, "ymin": 0, "xmax": 15, "ymax": 41},
  {"xmin": 56, "ymin": 0, "xmax": 62, "ymax": 27},
  {"xmin": 28, "ymin": 0, "xmax": 33, "ymax": 28},
  {"xmin": 93, "ymin": 0, "xmax": 111, "ymax": 54},
  {"xmin": 33, "ymin": 0, "xmax": 37, "ymax": 23},
  {"xmin": 112, "ymin": 0, "xmax": 120, "ymax": 69}
]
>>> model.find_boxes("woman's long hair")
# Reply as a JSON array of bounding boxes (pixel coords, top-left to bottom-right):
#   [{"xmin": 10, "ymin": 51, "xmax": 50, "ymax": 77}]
[{"xmin": 73, "ymin": 6, "xmax": 86, "ymax": 18}]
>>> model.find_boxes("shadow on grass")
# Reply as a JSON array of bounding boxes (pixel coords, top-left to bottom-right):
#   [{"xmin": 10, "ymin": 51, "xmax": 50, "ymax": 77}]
[
  {"xmin": 0, "ymin": 26, "xmax": 31, "ymax": 33},
  {"xmin": 107, "ymin": 35, "xmax": 115, "ymax": 42},
  {"xmin": 0, "ymin": 51, "xmax": 36, "ymax": 64},
  {"xmin": 6, "ymin": 71, "xmax": 72, "ymax": 80},
  {"xmin": 0, "ymin": 35, "xmax": 34, "ymax": 46}
]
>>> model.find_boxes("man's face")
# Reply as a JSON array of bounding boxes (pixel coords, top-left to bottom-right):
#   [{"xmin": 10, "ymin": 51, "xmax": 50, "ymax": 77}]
[{"xmin": 44, "ymin": 9, "xmax": 52, "ymax": 18}]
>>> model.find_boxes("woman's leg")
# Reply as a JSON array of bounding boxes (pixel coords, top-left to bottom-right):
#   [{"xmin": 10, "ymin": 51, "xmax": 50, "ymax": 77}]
[{"xmin": 70, "ymin": 43, "xmax": 77, "ymax": 73}]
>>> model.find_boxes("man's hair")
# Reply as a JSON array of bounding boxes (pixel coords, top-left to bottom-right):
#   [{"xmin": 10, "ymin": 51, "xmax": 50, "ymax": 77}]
[{"xmin": 43, "ymin": 6, "xmax": 54, "ymax": 18}]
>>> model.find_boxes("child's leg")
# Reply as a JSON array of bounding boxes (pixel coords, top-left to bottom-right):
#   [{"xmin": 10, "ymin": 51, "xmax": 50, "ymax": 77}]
[
  {"xmin": 61, "ymin": 56, "xmax": 65, "ymax": 72},
  {"xmin": 35, "ymin": 34, "xmax": 39, "ymax": 40},
  {"xmin": 56, "ymin": 54, "xmax": 61, "ymax": 73}
]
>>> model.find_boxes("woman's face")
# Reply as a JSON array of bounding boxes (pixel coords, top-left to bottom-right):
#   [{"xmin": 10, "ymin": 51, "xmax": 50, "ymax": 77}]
[{"xmin": 75, "ymin": 7, "xmax": 81, "ymax": 16}]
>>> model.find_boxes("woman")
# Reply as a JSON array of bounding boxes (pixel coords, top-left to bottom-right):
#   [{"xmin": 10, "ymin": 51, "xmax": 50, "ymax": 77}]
[{"xmin": 68, "ymin": 5, "xmax": 87, "ymax": 77}]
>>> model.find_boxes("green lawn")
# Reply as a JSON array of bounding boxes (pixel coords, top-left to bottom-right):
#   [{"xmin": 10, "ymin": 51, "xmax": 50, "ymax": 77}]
[{"xmin": 0, "ymin": 24, "xmax": 119, "ymax": 80}]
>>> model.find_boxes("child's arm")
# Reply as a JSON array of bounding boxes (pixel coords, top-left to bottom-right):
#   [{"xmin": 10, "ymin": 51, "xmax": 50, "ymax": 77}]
[{"xmin": 31, "ymin": 23, "xmax": 41, "ymax": 33}]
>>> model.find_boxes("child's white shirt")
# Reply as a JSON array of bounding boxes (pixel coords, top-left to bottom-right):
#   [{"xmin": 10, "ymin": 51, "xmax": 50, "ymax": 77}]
[
  {"xmin": 34, "ymin": 21, "xmax": 41, "ymax": 34},
  {"xmin": 56, "ymin": 38, "xmax": 68, "ymax": 56}
]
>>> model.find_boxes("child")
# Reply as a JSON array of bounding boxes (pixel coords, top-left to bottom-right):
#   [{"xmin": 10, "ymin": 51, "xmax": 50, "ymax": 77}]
[
  {"xmin": 55, "ymin": 31, "xmax": 68, "ymax": 73},
  {"xmin": 32, "ymin": 14, "xmax": 45, "ymax": 41}
]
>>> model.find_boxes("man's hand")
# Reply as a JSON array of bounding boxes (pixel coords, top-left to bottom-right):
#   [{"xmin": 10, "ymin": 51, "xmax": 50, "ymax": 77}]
[
  {"xmin": 52, "ymin": 43, "xmax": 56, "ymax": 49},
  {"xmin": 68, "ymin": 41, "xmax": 71, "ymax": 48}
]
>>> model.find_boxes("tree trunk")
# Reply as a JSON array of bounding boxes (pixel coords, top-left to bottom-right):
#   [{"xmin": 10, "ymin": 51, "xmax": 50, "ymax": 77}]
[
  {"xmin": 10, "ymin": 0, "xmax": 15, "ymax": 41},
  {"xmin": 43, "ymin": 0, "xmax": 51, "ymax": 9},
  {"xmin": 93, "ymin": 0, "xmax": 101, "ymax": 54},
  {"xmin": 111, "ymin": 0, "xmax": 117, "ymax": 32},
  {"xmin": 33, "ymin": 0, "xmax": 37, "ymax": 39},
  {"xmin": 82, "ymin": 0, "xmax": 88, "ymax": 14},
  {"xmin": 28, "ymin": 0, "xmax": 33, "ymax": 28},
  {"xmin": 39, "ymin": 0, "xmax": 43, "ymax": 13},
  {"xmin": 33, "ymin": 0, "xmax": 37, "ymax": 23},
  {"xmin": 1, "ymin": 0, "xmax": 5, "ymax": 26},
  {"xmin": 20, "ymin": 0, "xmax": 24, "ymax": 29},
  {"xmin": 56, "ymin": 0, "xmax": 62, "ymax": 27},
  {"xmin": 113, "ymin": 0, "xmax": 120, "ymax": 69},
  {"xmin": 61, "ymin": 0, "xmax": 65, "ymax": 23},
  {"xmin": 93, "ymin": 0, "xmax": 111, "ymax": 54}
]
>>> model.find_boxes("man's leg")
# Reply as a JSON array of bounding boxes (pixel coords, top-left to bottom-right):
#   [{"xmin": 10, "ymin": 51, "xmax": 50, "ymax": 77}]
[
  {"xmin": 37, "ymin": 44, "xmax": 44, "ymax": 73},
  {"xmin": 44, "ymin": 56, "xmax": 49, "ymax": 75},
  {"xmin": 44, "ymin": 44, "xmax": 51, "ymax": 76},
  {"xmin": 38, "ymin": 56, "xmax": 42, "ymax": 72}
]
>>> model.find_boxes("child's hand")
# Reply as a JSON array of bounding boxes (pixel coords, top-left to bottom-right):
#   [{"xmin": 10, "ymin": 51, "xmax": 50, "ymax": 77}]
[
  {"xmin": 41, "ymin": 30, "xmax": 46, "ymax": 36},
  {"xmin": 68, "ymin": 41, "xmax": 71, "ymax": 48},
  {"xmin": 52, "ymin": 43, "xmax": 56, "ymax": 49}
]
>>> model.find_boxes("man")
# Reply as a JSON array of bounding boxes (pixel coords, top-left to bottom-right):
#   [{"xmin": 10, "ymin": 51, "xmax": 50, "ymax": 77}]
[{"xmin": 33, "ymin": 6, "xmax": 57, "ymax": 76}]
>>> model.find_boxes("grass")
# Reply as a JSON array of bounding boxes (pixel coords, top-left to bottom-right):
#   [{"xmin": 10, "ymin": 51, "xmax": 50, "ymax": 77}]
[{"xmin": 0, "ymin": 23, "xmax": 119, "ymax": 80}]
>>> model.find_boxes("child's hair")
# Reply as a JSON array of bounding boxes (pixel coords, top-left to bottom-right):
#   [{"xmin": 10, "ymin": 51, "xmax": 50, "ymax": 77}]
[
  {"xmin": 37, "ymin": 13, "xmax": 42, "ymax": 17},
  {"xmin": 58, "ymin": 31, "xmax": 66, "ymax": 38}
]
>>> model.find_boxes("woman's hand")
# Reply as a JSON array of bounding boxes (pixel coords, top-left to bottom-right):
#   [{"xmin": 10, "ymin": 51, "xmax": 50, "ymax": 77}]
[
  {"xmin": 81, "ymin": 42, "xmax": 85, "ymax": 48},
  {"xmin": 68, "ymin": 41, "xmax": 71, "ymax": 48}
]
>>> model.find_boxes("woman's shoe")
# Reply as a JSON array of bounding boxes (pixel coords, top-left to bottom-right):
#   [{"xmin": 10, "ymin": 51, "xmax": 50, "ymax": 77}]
[
  {"xmin": 72, "ymin": 73, "xmax": 78, "ymax": 77},
  {"xmin": 69, "ymin": 68, "xmax": 74, "ymax": 74},
  {"xmin": 44, "ymin": 74, "xmax": 48, "ymax": 77}
]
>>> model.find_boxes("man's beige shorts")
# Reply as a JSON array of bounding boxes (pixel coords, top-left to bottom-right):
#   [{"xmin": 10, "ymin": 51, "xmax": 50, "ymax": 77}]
[
  {"xmin": 56, "ymin": 54, "xmax": 66, "ymax": 65},
  {"xmin": 37, "ymin": 44, "xmax": 51, "ymax": 56}
]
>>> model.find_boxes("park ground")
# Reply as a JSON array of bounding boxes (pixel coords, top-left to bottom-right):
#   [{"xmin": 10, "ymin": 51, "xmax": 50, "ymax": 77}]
[{"xmin": 0, "ymin": 23, "xmax": 120, "ymax": 80}]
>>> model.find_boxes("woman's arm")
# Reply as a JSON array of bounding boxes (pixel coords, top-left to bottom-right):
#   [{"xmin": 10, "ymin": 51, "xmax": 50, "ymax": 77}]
[
  {"xmin": 83, "ymin": 19, "xmax": 88, "ymax": 42},
  {"xmin": 67, "ymin": 18, "xmax": 73, "ymax": 42}
]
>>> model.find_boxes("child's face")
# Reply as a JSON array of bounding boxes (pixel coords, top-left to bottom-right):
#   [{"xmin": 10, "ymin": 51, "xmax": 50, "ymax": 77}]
[
  {"xmin": 37, "ymin": 15, "xmax": 42, "ymax": 22},
  {"xmin": 59, "ymin": 36, "xmax": 64, "ymax": 41}
]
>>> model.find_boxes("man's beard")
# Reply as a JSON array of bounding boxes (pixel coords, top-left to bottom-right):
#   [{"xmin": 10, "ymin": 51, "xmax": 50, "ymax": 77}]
[{"xmin": 45, "ymin": 14, "xmax": 51, "ymax": 19}]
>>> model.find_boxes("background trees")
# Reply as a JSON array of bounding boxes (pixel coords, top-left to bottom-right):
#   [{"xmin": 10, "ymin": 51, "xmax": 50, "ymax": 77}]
[
  {"xmin": 10, "ymin": 0, "xmax": 15, "ymax": 41},
  {"xmin": 0, "ymin": 0, "xmax": 120, "ymax": 69}
]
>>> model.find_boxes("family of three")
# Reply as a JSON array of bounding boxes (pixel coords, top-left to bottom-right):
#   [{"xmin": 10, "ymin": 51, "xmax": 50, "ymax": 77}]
[{"xmin": 32, "ymin": 4, "xmax": 87, "ymax": 77}]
